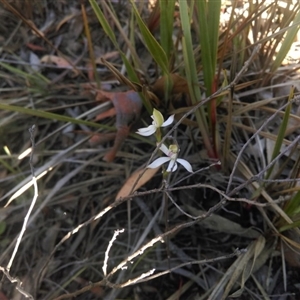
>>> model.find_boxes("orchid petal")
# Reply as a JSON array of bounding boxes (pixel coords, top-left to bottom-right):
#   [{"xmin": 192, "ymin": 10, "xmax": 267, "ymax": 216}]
[
  {"xmin": 162, "ymin": 114, "xmax": 174, "ymax": 127},
  {"xmin": 152, "ymin": 108, "xmax": 164, "ymax": 127},
  {"xmin": 147, "ymin": 157, "xmax": 171, "ymax": 169},
  {"xmin": 159, "ymin": 144, "xmax": 170, "ymax": 156},
  {"xmin": 177, "ymin": 158, "xmax": 193, "ymax": 172},
  {"xmin": 137, "ymin": 125, "xmax": 153, "ymax": 132},
  {"xmin": 136, "ymin": 125, "xmax": 156, "ymax": 136},
  {"xmin": 166, "ymin": 160, "xmax": 178, "ymax": 172}
]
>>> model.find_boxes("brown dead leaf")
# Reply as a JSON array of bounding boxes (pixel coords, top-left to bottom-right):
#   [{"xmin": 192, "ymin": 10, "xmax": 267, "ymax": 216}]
[
  {"xmin": 152, "ymin": 73, "xmax": 190, "ymax": 100},
  {"xmin": 56, "ymin": 13, "xmax": 77, "ymax": 31},
  {"xmin": 26, "ymin": 43, "xmax": 46, "ymax": 52},
  {"xmin": 95, "ymin": 51, "xmax": 119, "ymax": 62},
  {"xmin": 116, "ymin": 166, "xmax": 160, "ymax": 199},
  {"xmin": 93, "ymin": 90, "xmax": 143, "ymax": 162},
  {"xmin": 40, "ymin": 55, "xmax": 79, "ymax": 76},
  {"xmin": 89, "ymin": 132, "xmax": 116, "ymax": 147}
]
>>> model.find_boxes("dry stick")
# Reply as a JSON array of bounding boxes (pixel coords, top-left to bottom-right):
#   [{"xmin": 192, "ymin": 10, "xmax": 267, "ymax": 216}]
[
  {"xmin": 0, "ymin": 266, "xmax": 33, "ymax": 300},
  {"xmin": 51, "ymin": 178, "xmax": 285, "ymax": 300},
  {"xmin": 170, "ymin": 160, "xmax": 221, "ymax": 188},
  {"xmin": 0, "ymin": 126, "xmax": 37, "ymax": 300},
  {"xmin": 37, "ymin": 194, "xmax": 125, "ymax": 287},
  {"xmin": 257, "ymin": 177, "xmax": 300, "ymax": 183},
  {"xmin": 53, "ymin": 200, "xmax": 239, "ymax": 300},
  {"xmin": 7, "ymin": 125, "xmax": 38, "ymax": 271},
  {"xmin": 226, "ymin": 99, "xmax": 295, "ymax": 194},
  {"xmin": 102, "ymin": 229, "xmax": 125, "ymax": 277},
  {"xmin": 127, "ymin": 184, "xmax": 287, "ymax": 207},
  {"xmin": 109, "ymin": 248, "xmax": 246, "ymax": 287},
  {"xmin": 165, "ymin": 191, "xmax": 197, "ymax": 219},
  {"xmin": 107, "ymin": 181, "xmax": 289, "ymax": 208},
  {"xmin": 66, "ymin": 147, "xmax": 290, "ymax": 300},
  {"xmin": 252, "ymin": 135, "xmax": 300, "ymax": 181},
  {"xmin": 51, "ymin": 176, "xmax": 280, "ymax": 296},
  {"xmin": 222, "ymin": 87, "xmax": 300, "ymax": 224},
  {"xmin": 165, "ymin": 184, "xmax": 288, "ymax": 208}
]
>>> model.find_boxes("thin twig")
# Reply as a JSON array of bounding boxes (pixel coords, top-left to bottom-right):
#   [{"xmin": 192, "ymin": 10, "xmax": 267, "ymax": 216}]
[
  {"xmin": 165, "ymin": 191, "xmax": 198, "ymax": 219},
  {"xmin": 226, "ymin": 99, "xmax": 294, "ymax": 194},
  {"xmin": 0, "ymin": 266, "xmax": 34, "ymax": 300},
  {"xmin": 53, "ymin": 198, "xmax": 233, "ymax": 300},
  {"xmin": 111, "ymin": 248, "xmax": 246, "ymax": 287},
  {"xmin": 0, "ymin": 125, "xmax": 37, "ymax": 300},
  {"xmin": 102, "ymin": 229, "xmax": 125, "ymax": 276},
  {"xmin": 7, "ymin": 125, "xmax": 38, "ymax": 271}
]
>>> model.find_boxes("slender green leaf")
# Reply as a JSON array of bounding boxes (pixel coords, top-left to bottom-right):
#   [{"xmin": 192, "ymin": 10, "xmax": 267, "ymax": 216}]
[
  {"xmin": 208, "ymin": 0, "xmax": 221, "ymax": 79},
  {"xmin": 0, "ymin": 104, "xmax": 112, "ymax": 130},
  {"xmin": 89, "ymin": 0, "xmax": 118, "ymax": 47},
  {"xmin": 195, "ymin": 0, "xmax": 221, "ymax": 95},
  {"xmin": 130, "ymin": 0, "xmax": 169, "ymax": 74},
  {"xmin": 285, "ymin": 190, "xmax": 300, "ymax": 216},
  {"xmin": 179, "ymin": 1, "xmax": 213, "ymax": 157},
  {"xmin": 197, "ymin": 0, "xmax": 212, "ymax": 77},
  {"xmin": 279, "ymin": 219, "xmax": 300, "ymax": 232},
  {"xmin": 159, "ymin": 0, "xmax": 176, "ymax": 60},
  {"xmin": 159, "ymin": 0, "xmax": 176, "ymax": 102},
  {"xmin": 271, "ymin": 8, "xmax": 300, "ymax": 73},
  {"xmin": 0, "ymin": 62, "xmax": 49, "ymax": 84},
  {"xmin": 265, "ymin": 87, "xmax": 294, "ymax": 179}
]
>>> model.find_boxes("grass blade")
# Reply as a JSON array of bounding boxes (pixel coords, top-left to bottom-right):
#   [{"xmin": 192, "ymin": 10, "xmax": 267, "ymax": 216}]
[
  {"xmin": 265, "ymin": 86, "xmax": 294, "ymax": 179},
  {"xmin": 130, "ymin": 0, "xmax": 169, "ymax": 74},
  {"xmin": 178, "ymin": 0, "xmax": 214, "ymax": 158},
  {"xmin": 271, "ymin": 4, "xmax": 300, "ymax": 73},
  {"xmin": 0, "ymin": 103, "xmax": 112, "ymax": 130},
  {"xmin": 159, "ymin": 0, "xmax": 176, "ymax": 61}
]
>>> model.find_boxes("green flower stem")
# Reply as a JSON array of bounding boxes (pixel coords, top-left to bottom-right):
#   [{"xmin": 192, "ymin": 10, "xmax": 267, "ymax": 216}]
[{"xmin": 155, "ymin": 128, "xmax": 162, "ymax": 143}]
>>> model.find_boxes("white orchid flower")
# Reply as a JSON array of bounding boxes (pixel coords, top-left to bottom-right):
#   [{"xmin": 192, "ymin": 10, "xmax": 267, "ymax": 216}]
[
  {"xmin": 147, "ymin": 144, "xmax": 193, "ymax": 173},
  {"xmin": 136, "ymin": 108, "xmax": 174, "ymax": 136}
]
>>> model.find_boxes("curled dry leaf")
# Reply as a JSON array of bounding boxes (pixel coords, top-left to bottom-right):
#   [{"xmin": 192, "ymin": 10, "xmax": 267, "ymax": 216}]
[
  {"xmin": 103, "ymin": 125, "xmax": 130, "ymax": 162},
  {"xmin": 56, "ymin": 13, "xmax": 77, "ymax": 31},
  {"xmin": 151, "ymin": 73, "xmax": 190, "ymax": 100},
  {"xmin": 89, "ymin": 132, "xmax": 116, "ymax": 147},
  {"xmin": 95, "ymin": 51, "xmax": 119, "ymax": 62},
  {"xmin": 40, "ymin": 55, "xmax": 79, "ymax": 76},
  {"xmin": 26, "ymin": 43, "xmax": 46, "ymax": 51},
  {"xmin": 116, "ymin": 165, "xmax": 160, "ymax": 199},
  {"xmin": 93, "ymin": 90, "xmax": 143, "ymax": 162}
]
